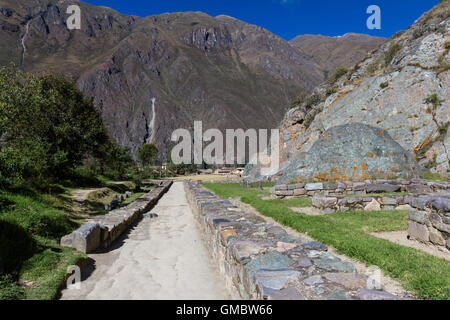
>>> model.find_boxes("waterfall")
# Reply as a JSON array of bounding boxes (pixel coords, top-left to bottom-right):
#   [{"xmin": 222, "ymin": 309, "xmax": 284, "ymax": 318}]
[
  {"xmin": 21, "ymin": 20, "xmax": 31, "ymax": 68},
  {"xmin": 147, "ymin": 97, "xmax": 156, "ymax": 144}
]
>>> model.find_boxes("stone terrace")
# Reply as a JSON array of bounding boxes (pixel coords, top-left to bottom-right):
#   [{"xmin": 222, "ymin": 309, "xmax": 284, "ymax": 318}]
[
  {"xmin": 408, "ymin": 194, "xmax": 450, "ymax": 251},
  {"xmin": 271, "ymin": 179, "xmax": 450, "ymax": 199},
  {"xmin": 273, "ymin": 179, "xmax": 450, "ymax": 252},
  {"xmin": 61, "ymin": 181, "xmax": 173, "ymax": 253},
  {"xmin": 185, "ymin": 181, "xmax": 403, "ymax": 300}
]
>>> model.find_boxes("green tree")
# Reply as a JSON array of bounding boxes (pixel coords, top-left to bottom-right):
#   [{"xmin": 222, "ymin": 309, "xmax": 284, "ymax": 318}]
[
  {"xmin": 98, "ymin": 141, "xmax": 134, "ymax": 179},
  {"xmin": 0, "ymin": 65, "xmax": 111, "ymax": 187},
  {"xmin": 137, "ymin": 144, "xmax": 159, "ymax": 167}
]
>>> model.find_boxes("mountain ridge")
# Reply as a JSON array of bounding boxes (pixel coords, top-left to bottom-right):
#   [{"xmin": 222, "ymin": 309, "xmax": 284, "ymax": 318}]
[{"xmin": 0, "ymin": 0, "xmax": 384, "ymax": 159}]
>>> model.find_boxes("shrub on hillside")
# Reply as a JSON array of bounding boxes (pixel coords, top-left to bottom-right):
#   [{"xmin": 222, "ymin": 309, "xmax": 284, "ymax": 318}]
[
  {"xmin": 384, "ymin": 43, "xmax": 402, "ymax": 66},
  {"xmin": 329, "ymin": 66, "xmax": 348, "ymax": 85}
]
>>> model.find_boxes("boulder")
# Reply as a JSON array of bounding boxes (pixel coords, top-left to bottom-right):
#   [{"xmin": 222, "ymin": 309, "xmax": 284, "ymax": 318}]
[
  {"xmin": 275, "ymin": 190, "xmax": 294, "ymax": 197},
  {"xmin": 245, "ymin": 252, "xmax": 294, "ymax": 277},
  {"xmin": 406, "ymin": 184, "xmax": 432, "ymax": 193},
  {"xmin": 294, "ymin": 188, "xmax": 307, "ymax": 196},
  {"xmin": 408, "ymin": 209, "xmax": 426, "ymax": 224},
  {"xmin": 297, "ymin": 257, "xmax": 313, "ymax": 268},
  {"xmin": 429, "ymin": 228, "xmax": 446, "ymax": 246},
  {"xmin": 366, "ymin": 184, "xmax": 401, "ymax": 193},
  {"xmin": 312, "ymin": 196, "xmax": 337, "ymax": 209},
  {"xmin": 61, "ymin": 223, "xmax": 105, "ymax": 253},
  {"xmin": 305, "ymin": 183, "xmax": 324, "ymax": 191},
  {"xmin": 323, "ymin": 273, "xmax": 367, "ymax": 289},
  {"xmin": 255, "ymin": 270, "xmax": 302, "ymax": 290},
  {"xmin": 430, "ymin": 197, "xmax": 450, "ymax": 212},
  {"xmin": 304, "ymin": 275, "xmax": 323, "ymax": 286},
  {"xmin": 276, "ymin": 123, "xmax": 424, "ymax": 184},
  {"xmin": 408, "ymin": 221, "xmax": 429, "ymax": 243},
  {"xmin": 364, "ymin": 199, "xmax": 381, "ymax": 211}
]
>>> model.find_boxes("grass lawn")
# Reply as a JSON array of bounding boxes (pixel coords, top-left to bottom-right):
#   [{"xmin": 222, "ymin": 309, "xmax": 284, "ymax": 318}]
[
  {"xmin": 0, "ymin": 178, "xmax": 146, "ymax": 300},
  {"xmin": 0, "ymin": 191, "xmax": 86, "ymax": 300},
  {"xmin": 204, "ymin": 183, "xmax": 450, "ymax": 300}
]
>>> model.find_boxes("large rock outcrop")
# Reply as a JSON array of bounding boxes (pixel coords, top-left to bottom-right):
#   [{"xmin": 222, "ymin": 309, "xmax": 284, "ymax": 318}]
[
  {"xmin": 247, "ymin": 1, "xmax": 449, "ymax": 181},
  {"xmin": 277, "ymin": 123, "xmax": 423, "ymax": 184}
]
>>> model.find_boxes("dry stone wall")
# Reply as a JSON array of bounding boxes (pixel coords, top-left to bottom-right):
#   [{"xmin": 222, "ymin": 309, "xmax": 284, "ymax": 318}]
[
  {"xmin": 271, "ymin": 179, "xmax": 450, "ymax": 198},
  {"xmin": 408, "ymin": 195, "xmax": 450, "ymax": 251},
  {"xmin": 60, "ymin": 181, "xmax": 173, "ymax": 253},
  {"xmin": 311, "ymin": 194, "xmax": 412, "ymax": 213},
  {"xmin": 185, "ymin": 181, "xmax": 403, "ymax": 300}
]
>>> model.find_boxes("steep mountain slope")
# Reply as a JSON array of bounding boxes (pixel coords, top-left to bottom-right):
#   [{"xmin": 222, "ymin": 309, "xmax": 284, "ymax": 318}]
[
  {"xmin": 260, "ymin": 0, "xmax": 449, "ymax": 180},
  {"xmin": 0, "ymin": 0, "xmax": 322, "ymax": 158},
  {"xmin": 290, "ymin": 33, "xmax": 386, "ymax": 81}
]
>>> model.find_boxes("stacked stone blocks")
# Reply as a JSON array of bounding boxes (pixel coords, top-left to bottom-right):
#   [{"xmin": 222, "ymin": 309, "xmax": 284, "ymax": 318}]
[
  {"xmin": 185, "ymin": 181, "xmax": 402, "ymax": 300},
  {"xmin": 271, "ymin": 179, "xmax": 449, "ymax": 199},
  {"xmin": 60, "ymin": 181, "xmax": 173, "ymax": 253},
  {"xmin": 407, "ymin": 195, "xmax": 450, "ymax": 250}
]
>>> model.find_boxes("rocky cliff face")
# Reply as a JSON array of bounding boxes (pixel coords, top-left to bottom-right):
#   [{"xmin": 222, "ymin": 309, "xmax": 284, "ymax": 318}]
[
  {"xmin": 0, "ymin": 0, "xmax": 383, "ymax": 159},
  {"xmin": 257, "ymin": 0, "xmax": 449, "ymax": 181}
]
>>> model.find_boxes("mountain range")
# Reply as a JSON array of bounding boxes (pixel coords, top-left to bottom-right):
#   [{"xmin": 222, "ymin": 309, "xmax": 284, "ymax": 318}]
[{"xmin": 0, "ymin": 0, "xmax": 385, "ymax": 158}]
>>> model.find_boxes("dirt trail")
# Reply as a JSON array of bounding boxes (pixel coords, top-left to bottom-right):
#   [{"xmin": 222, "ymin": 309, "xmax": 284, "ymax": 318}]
[
  {"xmin": 60, "ymin": 182, "xmax": 230, "ymax": 300},
  {"xmin": 371, "ymin": 230, "xmax": 450, "ymax": 261},
  {"xmin": 70, "ymin": 189, "xmax": 99, "ymax": 202}
]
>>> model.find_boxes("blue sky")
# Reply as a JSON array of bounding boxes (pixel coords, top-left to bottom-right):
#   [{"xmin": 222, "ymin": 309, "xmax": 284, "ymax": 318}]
[{"xmin": 83, "ymin": 0, "xmax": 439, "ymax": 40}]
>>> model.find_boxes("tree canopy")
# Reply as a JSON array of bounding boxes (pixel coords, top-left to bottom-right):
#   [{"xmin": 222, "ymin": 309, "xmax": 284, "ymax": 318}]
[
  {"xmin": 0, "ymin": 65, "xmax": 120, "ymax": 187},
  {"xmin": 137, "ymin": 144, "xmax": 159, "ymax": 167}
]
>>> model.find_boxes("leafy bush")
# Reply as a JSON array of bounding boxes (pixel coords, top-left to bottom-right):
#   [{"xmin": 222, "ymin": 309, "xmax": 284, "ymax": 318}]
[
  {"xmin": 0, "ymin": 65, "xmax": 111, "ymax": 188},
  {"xmin": 80, "ymin": 142, "xmax": 134, "ymax": 182},
  {"xmin": 304, "ymin": 94, "xmax": 322, "ymax": 108},
  {"xmin": 137, "ymin": 144, "xmax": 159, "ymax": 167},
  {"xmin": 328, "ymin": 66, "xmax": 348, "ymax": 85},
  {"xmin": 366, "ymin": 58, "xmax": 381, "ymax": 75}
]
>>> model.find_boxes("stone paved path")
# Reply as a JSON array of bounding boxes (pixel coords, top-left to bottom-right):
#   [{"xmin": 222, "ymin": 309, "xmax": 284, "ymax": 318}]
[{"xmin": 61, "ymin": 182, "xmax": 229, "ymax": 300}]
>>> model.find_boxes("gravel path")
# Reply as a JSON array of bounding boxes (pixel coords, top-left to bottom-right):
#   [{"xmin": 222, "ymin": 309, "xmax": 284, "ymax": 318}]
[
  {"xmin": 371, "ymin": 230, "xmax": 450, "ymax": 261},
  {"xmin": 61, "ymin": 182, "xmax": 229, "ymax": 300}
]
